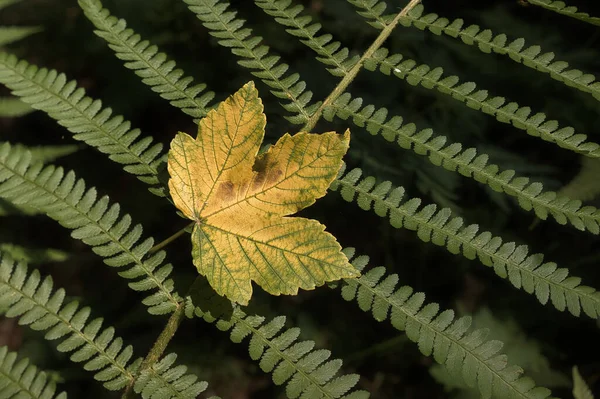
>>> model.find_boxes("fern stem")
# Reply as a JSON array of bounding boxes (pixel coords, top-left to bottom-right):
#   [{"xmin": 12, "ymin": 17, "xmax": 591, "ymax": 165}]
[
  {"xmin": 149, "ymin": 222, "xmax": 194, "ymax": 254},
  {"xmin": 122, "ymin": 303, "xmax": 186, "ymax": 399},
  {"xmin": 301, "ymin": 0, "xmax": 421, "ymax": 132}
]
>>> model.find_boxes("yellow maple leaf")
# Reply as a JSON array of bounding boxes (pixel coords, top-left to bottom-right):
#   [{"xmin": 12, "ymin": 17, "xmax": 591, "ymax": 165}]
[{"xmin": 167, "ymin": 82, "xmax": 359, "ymax": 305}]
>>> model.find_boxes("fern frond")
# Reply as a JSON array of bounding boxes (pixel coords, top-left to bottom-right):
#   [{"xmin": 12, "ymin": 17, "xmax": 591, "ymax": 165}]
[
  {"xmin": 0, "ymin": 96, "xmax": 31, "ymax": 117},
  {"xmin": 338, "ymin": 248, "xmax": 556, "ymax": 399},
  {"xmin": 0, "ymin": 346, "xmax": 67, "ymax": 399},
  {"xmin": 400, "ymin": 5, "xmax": 600, "ymax": 101},
  {"xmin": 346, "ymin": 0, "xmax": 388, "ymax": 30},
  {"xmin": 0, "ymin": 252, "xmax": 142, "ymax": 391},
  {"xmin": 253, "ymin": 0, "xmax": 359, "ymax": 77},
  {"xmin": 0, "ymin": 143, "xmax": 181, "ymax": 315},
  {"xmin": 0, "ymin": 253, "xmax": 209, "ymax": 398},
  {"xmin": 0, "ymin": 26, "xmax": 41, "ymax": 47},
  {"xmin": 324, "ymin": 94, "xmax": 600, "ymax": 234},
  {"xmin": 188, "ymin": 304, "xmax": 368, "ymax": 399},
  {"xmin": 134, "ymin": 353, "xmax": 210, "ymax": 399},
  {"xmin": 0, "ymin": 347, "xmax": 66, "ymax": 399},
  {"xmin": 182, "ymin": 0, "xmax": 319, "ymax": 125},
  {"xmin": 0, "ymin": 53, "xmax": 166, "ymax": 196},
  {"xmin": 330, "ymin": 166, "xmax": 600, "ymax": 318},
  {"xmin": 364, "ymin": 48, "xmax": 600, "ymax": 159},
  {"xmin": 559, "ymin": 158, "xmax": 600, "ymax": 202},
  {"xmin": 78, "ymin": 0, "xmax": 214, "ymax": 119},
  {"xmin": 350, "ymin": 1, "xmax": 600, "ymax": 101},
  {"xmin": 527, "ymin": 0, "xmax": 600, "ymax": 26}
]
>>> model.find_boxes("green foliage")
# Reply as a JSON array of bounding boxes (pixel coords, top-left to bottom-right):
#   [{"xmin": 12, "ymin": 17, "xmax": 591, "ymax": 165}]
[
  {"xmin": 0, "ymin": 243, "xmax": 69, "ymax": 264},
  {"xmin": 0, "ymin": 346, "xmax": 67, "ymax": 399},
  {"xmin": 0, "ymin": 143, "xmax": 180, "ymax": 315},
  {"xmin": 331, "ymin": 165, "xmax": 600, "ymax": 318},
  {"xmin": 325, "ymin": 94, "xmax": 600, "ymax": 234},
  {"xmin": 429, "ymin": 308, "xmax": 569, "ymax": 398},
  {"xmin": 363, "ymin": 48, "xmax": 600, "ymax": 158},
  {"xmin": 399, "ymin": 5, "xmax": 600, "ymax": 101},
  {"xmin": 572, "ymin": 367, "xmax": 594, "ymax": 399},
  {"xmin": 183, "ymin": 0, "xmax": 319, "ymax": 125},
  {"xmin": 78, "ymin": 0, "xmax": 215, "ymax": 119},
  {"xmin": 0, "ymin": 53, "xmax": 166, "ymax": 196},
  {"xmin": 0, "ymin": 0, "xmax": 38, "ymax": 118},
  {"xmin": 527, "ymin": 0, "xmax": 600, "ymax": 26},
  {"xmin": 0, "ymin": 252, "xmax": 141, "ymax": 391},
  {"xmin": 338, "ymin": 249, "xmax": 555, "ymax": 399},
  {"xmin": 0, "ymin": 0, "xmax": 599, "ymax": 397},
  {"xmin": 189, "ymin": 303, "xmax": 368, "ymax": 399},
  {"xmin": 0, "ymin": 96, "xmax": 30, "ymax": 117},
  {"xmin": 254, "ymin": 0, "xmax": 358, "ymax": 77},
  {"xmin": 352, "ymin": 1, "xmax": 600, "ymax": 101},
  {"xmin": 0, "ymin": 252, "xmax": 210, "ymax": 398},
  {"xmin": 558, "ymin": 158, "xmax": 600, "ymax": 202}
]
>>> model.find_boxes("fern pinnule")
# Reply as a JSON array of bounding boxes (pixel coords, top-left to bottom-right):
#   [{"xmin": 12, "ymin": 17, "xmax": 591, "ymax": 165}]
[
  {"xmin": 325, "ymin": 94, "xmax": 600, "ymax": 234},
  {"xmin": 0, "ymin": 96, "xmax": 31, "ymax": 117},
  {"xmin": 253, "ymin": 0, "xmax": 359, "ymax": 77},
  {"xmin": 364, "ymin": 48, "xmax": 600, "ymax": 159},
  {"xmin": 78, "ymin": 0, "xmax": 215, "ymax": 119},
  {"xmin": 182, "ymin": 0, "xmax": 319, "ymax": 125},
  {"xmin": 0, "ymin": 346, "xmax": 67, "ymax": 399},
  {"xmin": 187, "ymin": 304, "xmax": 368, "ymax": 399},
  {"xmin": 527, "ymin": 0, "xmax": 600, "ymax": 26},
  {"xmin": 0, "ymin": 53, "xmax": 166, "ymax": 197},
  {"xmin": 350, "ymin": 1, "xmax": 600, "ymax": 102},
  {"xmin": 559, "ymin": 158, "xmax": 600, "ymax": 202},
  {"xmin": 0, "ymin": 143, "xmax": 180, "ymax": 315},
  {"xmin": 0, "ymin": 26, "xmax": 41, "ymax": 47},
  {"xmin": 331, "ymin": 166, "xmax": 600, "ymax": 318},
  {"xmin": 338, "ymin": 248, "xmax": 556, "ymax": 399},
  {"xmin": 346, "ymin": 0, "xmax": 388, "ymax": 30}
]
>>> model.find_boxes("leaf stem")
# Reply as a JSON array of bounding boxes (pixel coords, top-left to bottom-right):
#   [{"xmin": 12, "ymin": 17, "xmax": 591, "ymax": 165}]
[
  {"xmin": 149, "ymin": 222, "xmax": 195, "ymax": 254},
  {"xmin": 301, "ymin": 0, "xmax": 421, "ymax": 132}
]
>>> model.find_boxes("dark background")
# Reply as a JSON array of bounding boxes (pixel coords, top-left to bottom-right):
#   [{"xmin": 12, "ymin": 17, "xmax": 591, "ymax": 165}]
[{"xmin": 1, "ymin": 0, "xmax": 599, "ymax": 397}]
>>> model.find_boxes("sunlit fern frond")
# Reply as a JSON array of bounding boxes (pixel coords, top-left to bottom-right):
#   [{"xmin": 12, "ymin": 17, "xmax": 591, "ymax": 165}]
[
  {"xmin": 363, "ymin": 48, "xmax": 600, "ymax": 159},
  {"xmin": 0, "ymin": 53, "xmax": 166, "ymax": 196},
  {"xmin": 185, "ymin": 301, "xmax": 369, "ymax": 399},
  {"xmin": 253, "ymin": 0, "xmax": 359, "ymax": 76},
  {"xmin": 78, "ymin": 0, "xmax": 215, "ymax": 119},
  {"xmin": 349, "ymin": 1, "xmax": 600, "ymax": 102},
  {"xmin": 324, "ymin": 94, "xmax": 600, "ymax": 234},
  {"xmin": 182, "ymin": 0, "xmax": 319, "ymax": 125},
  {"xmin": 336, "ymin": 248, "xmax": 556, "ymax": 399},
  {"xmin": 330, "ymin": 166, "xmax": 600, "ymax": 318},
  {"xmin": 0, "ymin": 252, "xmax": 209, "ymax": 398},
  {"xmin": 0, "ymin": 346, "xmax": 67, "ymax": 399},
  {"xmin": 0, "ymin": 143, "xmax": 180, "ymax": 315}
]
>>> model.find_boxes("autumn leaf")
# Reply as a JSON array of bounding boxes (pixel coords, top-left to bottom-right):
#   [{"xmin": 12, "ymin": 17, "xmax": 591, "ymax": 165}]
[{"xmin": 167, "ymin": 81, "xmax": 359, "ymax": 305}]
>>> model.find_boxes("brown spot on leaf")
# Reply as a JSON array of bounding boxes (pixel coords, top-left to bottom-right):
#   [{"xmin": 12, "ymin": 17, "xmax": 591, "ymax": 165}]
[{"xmin": 217, "ymin": 181, "xmax": 235, "ymax": 202}]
